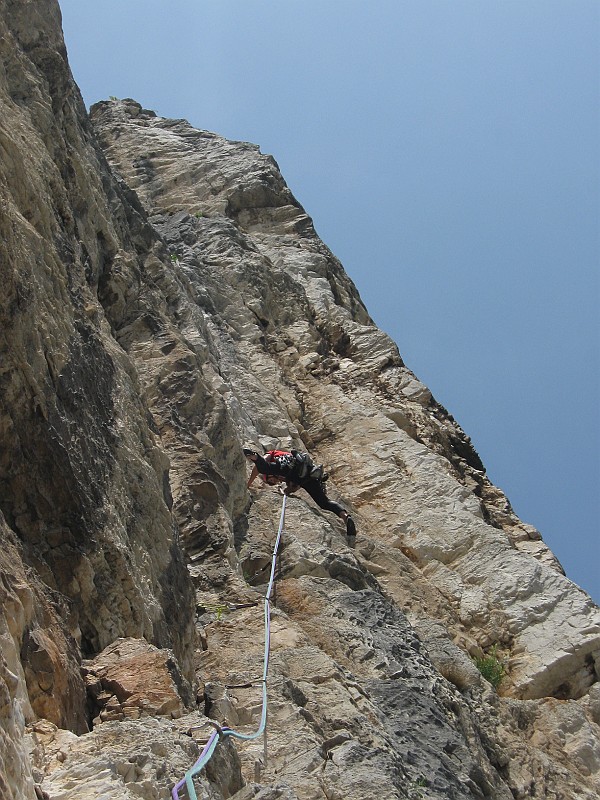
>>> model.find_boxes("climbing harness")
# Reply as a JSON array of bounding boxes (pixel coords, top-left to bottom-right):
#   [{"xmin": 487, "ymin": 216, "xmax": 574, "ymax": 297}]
[{"xmin": 171, "ymin": 494, "xmax": 287, "ymax": 800}]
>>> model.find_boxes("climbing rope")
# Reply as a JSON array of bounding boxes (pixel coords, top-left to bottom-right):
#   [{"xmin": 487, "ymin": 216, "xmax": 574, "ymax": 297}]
[{"xmin": 172, "ymin": 494, "xmax": 287, "ymax": 800}]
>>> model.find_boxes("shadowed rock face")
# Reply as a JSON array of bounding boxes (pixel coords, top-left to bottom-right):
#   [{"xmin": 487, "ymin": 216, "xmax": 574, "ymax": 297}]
[
  {"xmin": 0, "ymin": 2, "xmax": 598, "ymax": 799},
  {"xmin": 0, "ymin": 2, "xmax": 197, "ymax": 797}
]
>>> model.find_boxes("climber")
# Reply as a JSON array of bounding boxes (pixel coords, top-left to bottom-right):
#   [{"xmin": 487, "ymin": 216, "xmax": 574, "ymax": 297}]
[{"xmin": 243, "ymin": 447, "xmax": 356, "ymax": 539}]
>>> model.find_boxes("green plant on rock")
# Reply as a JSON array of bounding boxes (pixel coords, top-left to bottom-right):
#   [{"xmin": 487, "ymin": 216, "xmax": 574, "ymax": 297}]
[
  {"xmin": 473, "ymin": 644, "xmax": 506, "ymax": 689},
  {"xmin": 204, "ymin": 603, "xmax": 229, "ymax": 621},
  {"xmin": 407, "ymin": 776, "xmax": 428, "ymax": 799}
]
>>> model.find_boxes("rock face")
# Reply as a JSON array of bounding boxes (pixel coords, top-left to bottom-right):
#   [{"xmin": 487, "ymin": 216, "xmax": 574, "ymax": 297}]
[
  {"xmin": 82, "ymin": 637, "xmax": 194, "ymax": 725},
  {"xmin": 0, "ymin": 1, "xmax": 598, "ymax": 799}
]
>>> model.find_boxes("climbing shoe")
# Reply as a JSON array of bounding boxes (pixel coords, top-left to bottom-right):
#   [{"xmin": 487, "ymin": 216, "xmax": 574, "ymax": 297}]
[
  {"xmin": 243, "ymin": 448, "xmax": 257, "ymax": 459},
  {"xmin": 345, "ymin": 516, "xmax": 356, "ymax": 537}
]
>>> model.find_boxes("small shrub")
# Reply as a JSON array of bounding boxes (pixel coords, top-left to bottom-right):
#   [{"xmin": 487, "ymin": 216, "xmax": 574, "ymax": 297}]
[
  {"xmin": 407, "ymin": 776, "xmax": 428, "ymax": 799},
  {"xmin": 204, "ymin": 603, "xmax": 228, "ymax": 621},
  {"xmin": 473, "ymin": 644, "xmax": 506, "ymax": 689}
]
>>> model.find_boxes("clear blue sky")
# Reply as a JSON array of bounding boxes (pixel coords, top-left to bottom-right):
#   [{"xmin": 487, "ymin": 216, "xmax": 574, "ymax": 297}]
[{"xmin": 58, "ymin": 0, "xmax": 599, "ymax": 603}]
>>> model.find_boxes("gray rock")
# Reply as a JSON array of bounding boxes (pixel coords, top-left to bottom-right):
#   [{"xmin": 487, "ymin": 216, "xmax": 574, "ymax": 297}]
[{"xmin": 0, "ymin": 2, "xmax": 598, "ymax": 799}]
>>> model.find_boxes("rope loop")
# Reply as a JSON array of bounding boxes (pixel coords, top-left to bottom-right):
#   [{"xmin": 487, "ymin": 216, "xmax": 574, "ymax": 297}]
[{"xmin": 172, "ymin": 494, "xmax": 287, "ymax": 800}]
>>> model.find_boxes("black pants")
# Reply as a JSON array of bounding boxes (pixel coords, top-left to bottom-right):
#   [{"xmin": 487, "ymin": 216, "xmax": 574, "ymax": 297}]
[
  {"xmin": 254, "ymin": 454, "xmax": 345, "ymax": 518},
  {"xmin": 300, "ymin": 477, "xmax": 345, "ymax": 517}
]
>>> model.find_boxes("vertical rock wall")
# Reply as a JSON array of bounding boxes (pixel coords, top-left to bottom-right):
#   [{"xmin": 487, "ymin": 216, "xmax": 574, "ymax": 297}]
[
  {"xmin": 0, "ymin": 3, "xmax": 197, "ymax": 796},
  {"xmin": 0, "ymin": 1, "xmax": 598, "ymax": 798},
  {"xmin": 91, "ymin": 97, "xmax": 600, "ymax": 703},
  {"xmin": 83, "ymin": 98, "xmax": 600, "ymax": 798}
]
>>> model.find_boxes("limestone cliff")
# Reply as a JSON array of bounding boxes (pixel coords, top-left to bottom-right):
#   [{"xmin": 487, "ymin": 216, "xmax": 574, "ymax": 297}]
[{"xmin": 0, "ymin": 1, "xmax": 599, "ymax": 799}]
